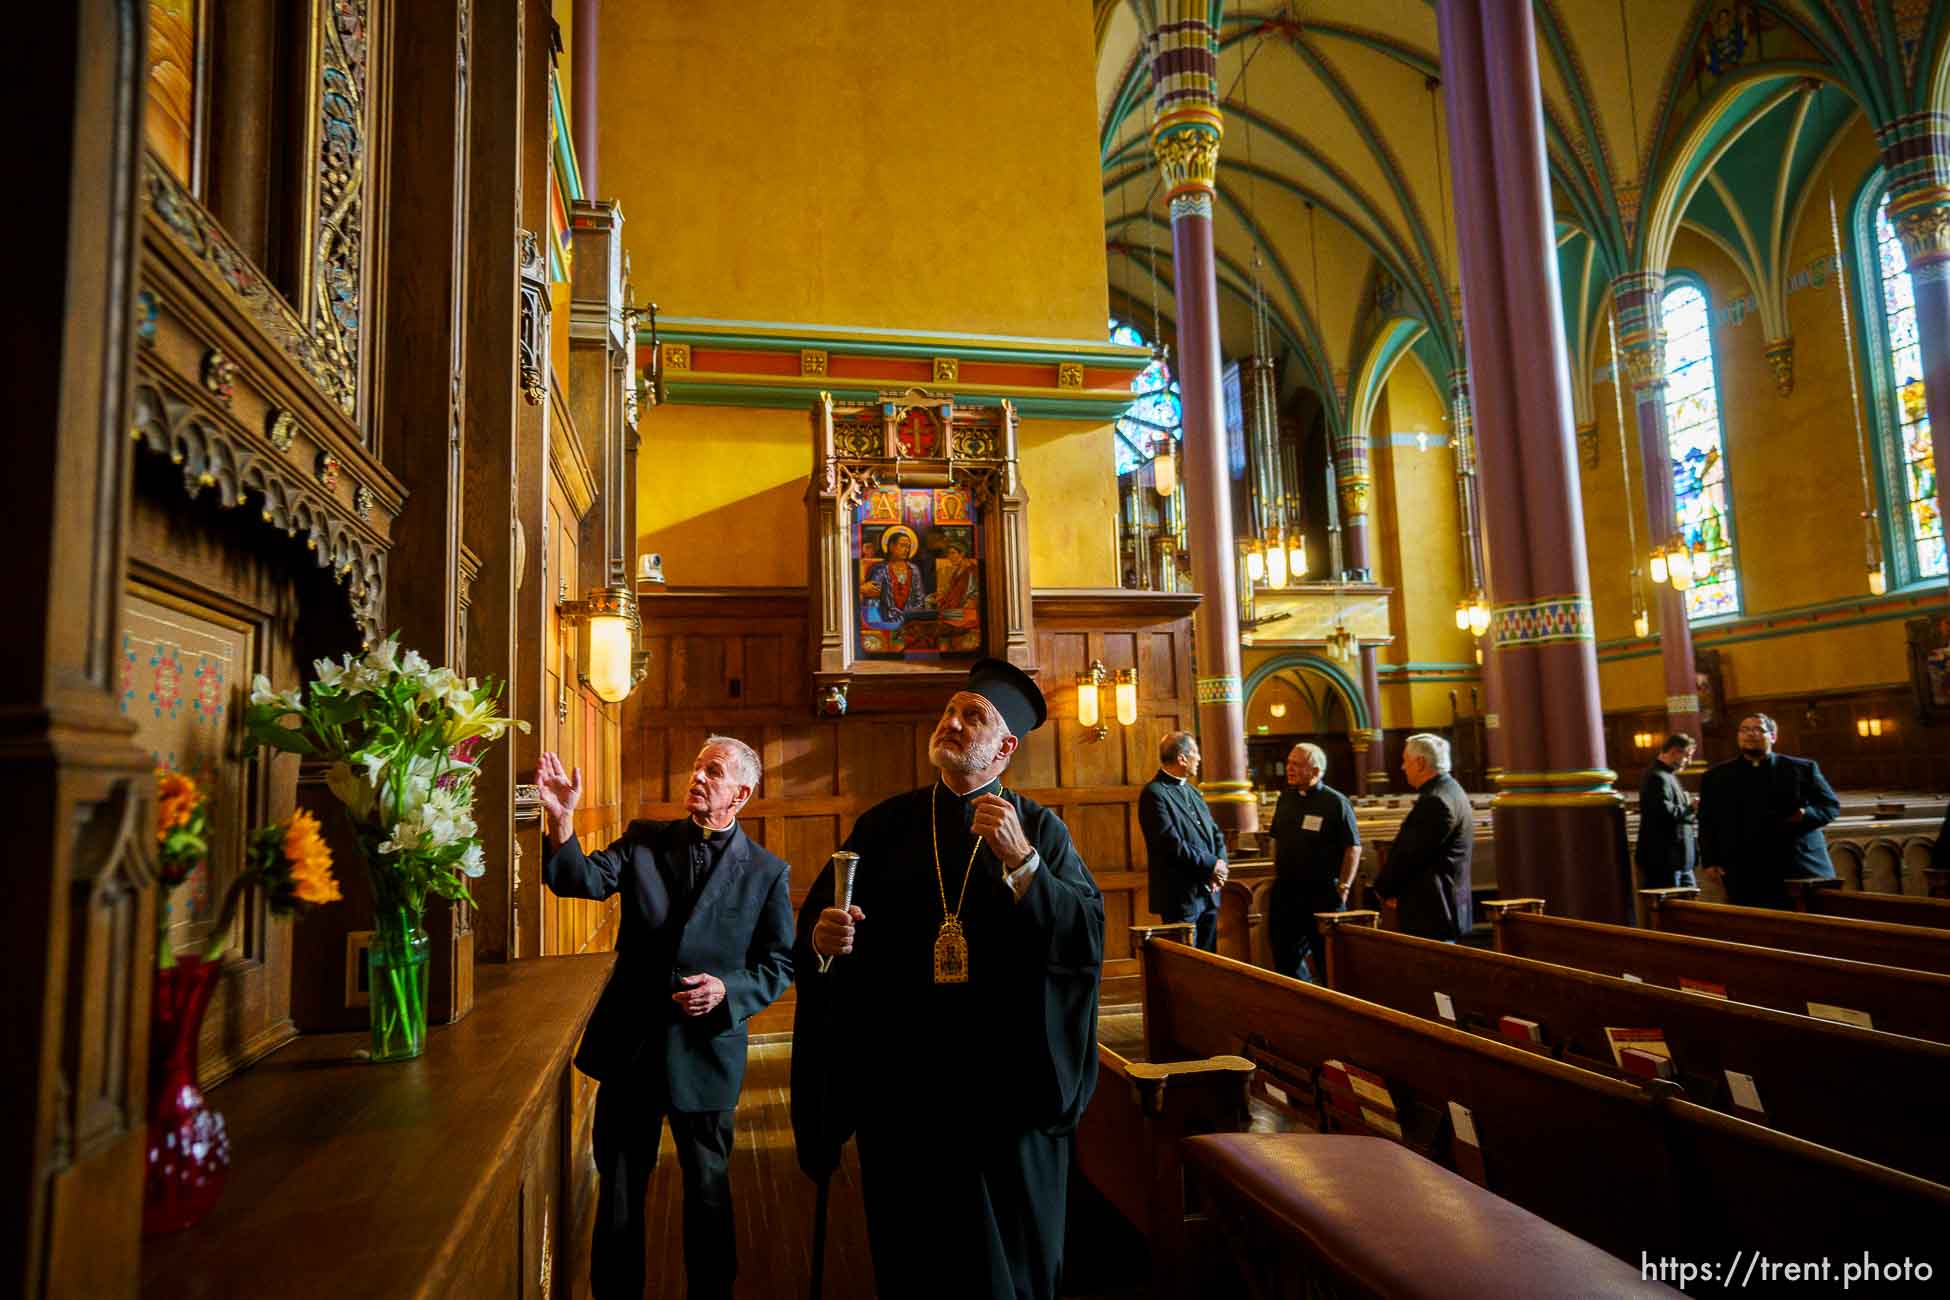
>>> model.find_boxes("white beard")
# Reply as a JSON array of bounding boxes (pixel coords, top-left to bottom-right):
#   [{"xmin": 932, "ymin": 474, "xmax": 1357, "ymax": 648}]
[{"xmin": 930, "ymin": 731, "xmax": 1003, "ymax": 776}]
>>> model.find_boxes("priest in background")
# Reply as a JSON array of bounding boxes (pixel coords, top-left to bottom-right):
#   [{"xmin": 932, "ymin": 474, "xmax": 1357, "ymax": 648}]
[
  {"xmin": 792, "ymin": 659, "xmax": 1104, "ymax": 1300},
  {"xmin": 1139, "ymin": 730, "xmax": 1228, "ymax": 951}
]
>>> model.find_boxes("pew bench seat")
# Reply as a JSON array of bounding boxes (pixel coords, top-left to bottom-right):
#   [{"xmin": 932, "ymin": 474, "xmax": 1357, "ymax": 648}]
[{"xmin": 1182, "ymin": 1133, "xmax": 1678, "ymax": 1298}]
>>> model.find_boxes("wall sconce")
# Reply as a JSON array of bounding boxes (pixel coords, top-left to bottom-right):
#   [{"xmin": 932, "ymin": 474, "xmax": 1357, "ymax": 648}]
[
  {"xmin": 1856, "ymin": 717, "xmax": 1891, "ymax": 738},
  {"xmin": 1270, "ymin": 702, "xmax": 1288, "ymax": 719},
  {"xmin": 1265, "ymin": 530, "xmax": 1289, "ymax": 586},
  {"xmin": 1075, "ymin": 660, "xmax": 1138, "ymax": 741},
  {"xmin": 1632, "ymin": 731, "xmax": 1658, "ymax": 750},
  {"xmin": 1454, "ymin": 590, "xmax": 1489, "ymax": 637},
  {"xmin": 558, "ymin": 584, "xmax": 639, "ymax": 704},
  {"xmin": 1244, "ymin": 539, "xmax": 1267, "ymax": 584},
  {"xmin": 1152, "ymin": 446, "xmax": 1176, "ymax": 497}
]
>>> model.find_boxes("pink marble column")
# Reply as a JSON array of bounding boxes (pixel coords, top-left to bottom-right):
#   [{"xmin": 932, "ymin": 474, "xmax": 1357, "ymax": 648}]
[
  {"xmin": 1151, "ymin": 9, "xmax": 1255, "ymax": 834},
  {"xmin": 1436, "ymin": 0, "xmax": 1630, "ymax": 922},
  {"xmin": 1610, "ymin": 272, "xmax": 1703, "ymax": 744},
  {"xmin": 573, "ymin": 0, "xmax": 599, "ymax": 195}
]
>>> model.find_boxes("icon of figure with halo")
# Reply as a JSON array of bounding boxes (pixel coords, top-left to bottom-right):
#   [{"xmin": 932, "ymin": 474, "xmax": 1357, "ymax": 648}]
[{"xmin": 860, "ymin": 524, "xmax": 929, "ymax": 630}]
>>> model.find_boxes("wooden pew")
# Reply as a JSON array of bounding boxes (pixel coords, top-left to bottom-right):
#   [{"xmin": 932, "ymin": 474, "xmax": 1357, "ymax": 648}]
[
  {"xmin": 1183, "ymin": 1134, "xmax": 1678, "ymax": 1299},
  {"xmin": 1784, "ymin": 876, "xmax": 1950, "ymax": 930},
  {"xmin": 1140, "ymin": 937, "xmax": 1950, "ymax": 1265},
  {"xmin": 1641, "ymin": 886, "xmax": 1950, "ymax": 976},
  {"xmin": 1486, "ymin": 899, "xmax": 1950, "ymax": 1043},
  {"xmin": 1075, "ymin": 1045, "xmax": 1254, "ymax": 1294},
  {"xmin": 1314, "ymin": 910, "xmax": 1950, "ymax": 1183},
  {"xmin": 1215, "ymin": 879, "xmax": 1273, "ymax": 968}
]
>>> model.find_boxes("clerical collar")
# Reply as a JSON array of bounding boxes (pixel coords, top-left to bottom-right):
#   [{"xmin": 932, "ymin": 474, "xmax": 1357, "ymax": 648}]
[
  {"xmin": 1158, "ymin": 768, "xmax": 1187, "ymax": 786},
  {"xmin": 939, "ymin": 775, "xmax": 1002, "ymax": 801},
  {"xmin": 689, "ymin": 815, "xmax": 734, "ymax": 841}
]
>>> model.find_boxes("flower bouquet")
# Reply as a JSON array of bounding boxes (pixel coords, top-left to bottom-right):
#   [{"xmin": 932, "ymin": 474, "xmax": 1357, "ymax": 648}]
[
  {"xmin": 242, "ymin": 634, "xmax": 524, "ymax": 1062},
  {"xmin": 146, "ymin": 769, "xmax": 341, "ymax": 1233}
]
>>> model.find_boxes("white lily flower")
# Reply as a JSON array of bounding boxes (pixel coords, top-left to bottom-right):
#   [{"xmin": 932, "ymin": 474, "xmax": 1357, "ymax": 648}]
[
  {"xmin": 364, "ymin": 635, "xmax": 401, "ymax": 677},
  {"xmin": 460, "ymin": 843, "xmax": 485, "ymax": 878},
  {"xmin": 400, "ymin": 648, "xmax": 430, "ymax": 679},
  {"xmin": 314, "ymin": 657, "xmax": 346, "ymax": 688}
]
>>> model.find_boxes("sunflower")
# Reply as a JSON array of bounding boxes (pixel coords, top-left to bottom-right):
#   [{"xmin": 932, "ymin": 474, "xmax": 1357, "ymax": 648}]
[
  {"xmin": 280, "ymin": 808, "xmax": 342, "ymax": 906},
  {"xmin": 155, "ymin": 768, "xmax": 202, "ymax": 841}
]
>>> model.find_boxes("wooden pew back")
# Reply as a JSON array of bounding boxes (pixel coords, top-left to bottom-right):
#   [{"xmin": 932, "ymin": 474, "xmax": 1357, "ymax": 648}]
[
  {"xmin": 1141, "ymin": 938, "xmax": 1672, "ymax": 1260},
  {"xmin": 1143, "ymin": 938, "xmax": 1950, "ymax": 1267},
  {"xmin": 1642, "ymin": 887, "xmax": 1950, "ymax": 974},
  {"xmin": 1487, "ymin": 901, "xmax": 1950, "ymax": 1043},
  {"xmin": 1785, "ymin": 878, "xmax": 1950, "ymax": 931},
  {"xmin": 1318, "ymin": 913, "xmax": 1950, "ymax": 1183}
]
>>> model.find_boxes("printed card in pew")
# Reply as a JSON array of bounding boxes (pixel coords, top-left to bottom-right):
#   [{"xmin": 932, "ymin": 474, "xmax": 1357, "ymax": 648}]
[
  {"xmin": 1604, "ymin": 1028, "xmax": 1675, "ymax": 1081},
  {"xmin": 1807, "ymin": 1002, "xmax": 1874, "ymax": 1030},
  {"xmin": 1448, "ymin": 1100, "xmax": 1489, "ymax": 1187},
  {"xmin": 1319, "ymin": 1059, "xmax": 1403, "ymax": 1141},
  {"xmin": 1724, "ymin": 1069, "xmax": 1766, "ymax": 1119},
  {"xmin": 1679, "ymin": 977, "xmax": 1728, "ymax": 1000},
  {"xmin": 1498, "ymin": 1015, "xmax": 1545, "ymax": 1046}
]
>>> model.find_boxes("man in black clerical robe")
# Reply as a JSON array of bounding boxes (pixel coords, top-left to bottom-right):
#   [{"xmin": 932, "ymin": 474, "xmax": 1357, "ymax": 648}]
[
  {"xmin": 1700, "ymin": 712, "xmax": 1838, "ymax": 908},
  {"xmin": 791, "ymin": 659, "xmax": 1104, "ymax": 1300}
]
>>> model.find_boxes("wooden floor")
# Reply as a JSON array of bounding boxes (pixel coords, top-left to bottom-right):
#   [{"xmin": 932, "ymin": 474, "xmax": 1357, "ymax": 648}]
[{"xmin": 621, "ymin": 1011, "xmax": 1154, "ymax": 1299}]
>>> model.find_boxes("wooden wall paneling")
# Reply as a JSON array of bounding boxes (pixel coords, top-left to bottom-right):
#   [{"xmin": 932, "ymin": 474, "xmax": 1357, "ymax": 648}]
[
  {"xmin": 460, "ymin": 0, "xmax": 525, "ymax": 964},
  {"xmin": 5, "ymin": 5, "xmax": 153, "ymax": 1294},
  {"xmin": 377, "ymin": 0, "xmax": 474, "ymax": 1025},
  {"xmin": 204, "ymin": 0, "xmax": 279, "ymax": 270}
]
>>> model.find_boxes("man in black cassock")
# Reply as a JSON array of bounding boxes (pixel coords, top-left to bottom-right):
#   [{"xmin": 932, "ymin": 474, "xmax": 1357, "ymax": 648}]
[{"xmin": 791, "ymin": 659, "xmax": 1104, "ymax": 1300}]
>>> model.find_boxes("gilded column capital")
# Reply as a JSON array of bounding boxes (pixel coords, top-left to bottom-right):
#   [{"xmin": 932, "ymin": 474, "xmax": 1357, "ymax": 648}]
[
  {"xmin": 1575, "ymin": 421, "xmax": 1599, "ymax": 470},
  {"xmin": 1762, "ymin": 337, "xmax": 1795, "ymax": 397},
  {"xmin": 1337, "ymin": 471, "xmax": 1371, "ymax": 522},
  {"xmin": 1610, "ymin": 270, "xmax": 1667, "ymax": 392},
  {"xmin": 1151, "ymin": 122, "xmax": 1222, "ymax": 201},
  {"xmin": 1891, "ymin": 189, "xmax": 1950, "ymax": 265}
]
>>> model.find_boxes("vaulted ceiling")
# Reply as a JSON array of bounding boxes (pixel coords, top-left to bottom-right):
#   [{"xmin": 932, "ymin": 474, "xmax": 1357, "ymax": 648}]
[{"xmin": 1096, "ymin": 1, "xmax": 1950, "ymax": 439}]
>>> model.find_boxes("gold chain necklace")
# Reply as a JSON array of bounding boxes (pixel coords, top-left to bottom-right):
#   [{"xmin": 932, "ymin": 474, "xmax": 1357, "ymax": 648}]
[{"xmin": 929, "ymin": 782, "xmax": 983, "ymax": 983}]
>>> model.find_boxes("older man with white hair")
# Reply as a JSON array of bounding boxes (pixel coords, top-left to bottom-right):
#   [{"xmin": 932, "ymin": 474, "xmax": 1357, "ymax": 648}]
[
  {"xmin": 539, "ymin": 735, "xmax": 794, "ymax": 1300},
  {"xmin": 1268, "ymin": 742, "xmax": 1361, "ymax": 980},
  {"xmin": 1374, "ymin": 733, "xmax": 1474, "ymax": 941},
  {"xmin": 793, "ymin": 658, "xmax": 1104, "ymax": 1300}
]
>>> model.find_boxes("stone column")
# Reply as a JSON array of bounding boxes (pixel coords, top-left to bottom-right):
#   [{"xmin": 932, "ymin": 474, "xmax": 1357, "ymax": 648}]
[
  {"xmin": 1331, "ymin": 367, "xmax": 1372, "ymax": 578},
  {"xmin": 1151, "ymin": 9, "xmax": 1256, "ymax": 834},
  {"xmin": 573, "ymin": 0, "xmax": 599, "ymax": 194},
  {"xmin": 1881, "ymin": 114, "xmax": 1950, "ymax": 547},
  {"xmin": 1436, "ymin": 0, "xmax": 1631, "ymax": 922},
  {"xmin": 1611, "ymin": 271, "xmax": 1702, "ymax": 742},
  {"xmin": 1357, "ymin": 646, "xmax": 1387, "ymax": 791}
]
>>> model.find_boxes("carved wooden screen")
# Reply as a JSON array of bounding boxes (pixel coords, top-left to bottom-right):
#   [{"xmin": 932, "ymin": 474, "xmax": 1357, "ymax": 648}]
[{"xmin": 808, "ymin": 389, "xmax": 1035, "ymax": 715}]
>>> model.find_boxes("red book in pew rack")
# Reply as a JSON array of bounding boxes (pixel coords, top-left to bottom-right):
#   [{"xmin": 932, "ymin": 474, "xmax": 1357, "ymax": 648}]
[
  {"xmin": 1604, "ymin": 1027, "xmax": 1675, "ymax": 1080},
  {"xmin": 1498, "ymin": 1015, "xmax": 1544, "ymax": 1045}
]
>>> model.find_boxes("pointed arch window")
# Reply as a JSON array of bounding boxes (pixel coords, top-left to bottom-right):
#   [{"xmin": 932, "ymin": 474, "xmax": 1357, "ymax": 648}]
[
  {"xmin": 1111, "ymin": 318, "xmax": 1181, "ymax": 475},
  {"xmin": 1866, "ymin": 192, "xmax": 1945, "ymax": 581},
  {"xmin": 1661, "ymin": 278, "xmax": 1739, "ymax": 618}
]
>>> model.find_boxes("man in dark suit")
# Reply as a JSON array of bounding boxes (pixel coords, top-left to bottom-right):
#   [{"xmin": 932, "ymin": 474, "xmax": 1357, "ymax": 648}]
[
  {"xmin": 1139, "ymin": 730, "xmax": 1227, "ymax": 950},
  {"xmin": 539, "ymin": 736, "xmax": 793, "ymax": 1300},
  {"xmin": 1636, "ymin": 732, "xmax": 1698, "ymax": 889},
  {"xmin": 1700, "ymin": 712, "xmax": 1839, "ymax": 908},
  {"xmin": 1375, "ymin": 733, "xmax": 1474, "ymax": 941}
]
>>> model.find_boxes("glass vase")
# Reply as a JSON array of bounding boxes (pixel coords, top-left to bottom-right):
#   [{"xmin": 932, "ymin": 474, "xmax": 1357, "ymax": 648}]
[
  {"xmin": 144, "ymin": 955, "xmax": 230, "ymax": 1233},
  {"xmin": 369, "ymin": 903, "xmax": 430, "ymax": 1063}
]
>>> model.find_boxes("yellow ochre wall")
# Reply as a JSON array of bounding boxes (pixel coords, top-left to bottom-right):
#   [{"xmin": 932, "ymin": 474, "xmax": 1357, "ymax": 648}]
[
  {"xmin": 1580, "ymin": 117, "xmax": 1914, "ymax": 711},
  {"xmin": 602, "ymin": 0, "xmax": 1118, "ymax": 587},
  {"xmin": 1370, "ymin": 360, "xmax": 1476, "ymax": 727}
]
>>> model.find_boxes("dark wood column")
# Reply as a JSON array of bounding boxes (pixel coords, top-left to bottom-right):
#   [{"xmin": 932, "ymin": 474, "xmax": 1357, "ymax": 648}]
[
  {"xmin": 511, "ymin": 0, "xmax": 557, "ymax": 958},
  {"xmin": 377, "ymin": 0, "xmax": 475, "ymax": 1017},
  {"xmin": 1, "ymin": 4, "xmax": 153, "ymax": 1295},
  {"xmin": 462, "ymin": 0, "xmax": 526, "ymax": 963}
]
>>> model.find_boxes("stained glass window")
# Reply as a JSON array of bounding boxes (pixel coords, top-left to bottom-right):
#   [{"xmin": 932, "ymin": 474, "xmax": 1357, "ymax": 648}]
[
  {"xmin": 1661, "ymin": 280, "xmax": 1739, "ymax": 619},
  {"xmin": 1112, "ymin": 318, "xmax": 1182, "ymax": 475},
  {"xmin": 1874, "ymin": 194, "xmax": 1944, "ymax": 578}
]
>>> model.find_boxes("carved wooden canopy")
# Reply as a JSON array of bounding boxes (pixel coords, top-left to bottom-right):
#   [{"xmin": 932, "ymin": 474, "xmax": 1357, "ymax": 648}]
[{"xmin": 806, "ymin": 388, "xmax": 1036, "ymax": 715}]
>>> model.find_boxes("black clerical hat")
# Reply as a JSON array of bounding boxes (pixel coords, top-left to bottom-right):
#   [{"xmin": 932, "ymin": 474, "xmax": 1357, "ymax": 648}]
[{"xmin": 966, "ymin": 658, "xmax": 1046, "ymax": 737}]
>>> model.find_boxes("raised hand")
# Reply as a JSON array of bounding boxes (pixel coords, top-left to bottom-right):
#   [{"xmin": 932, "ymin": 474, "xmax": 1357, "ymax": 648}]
[
  {"xmin": 971, "ymin": 794, "xmax": 1032, "ymax": 870},
  {"xmin": 537, "ymin": 750, "xmax": 581, "ymax": 842}
]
